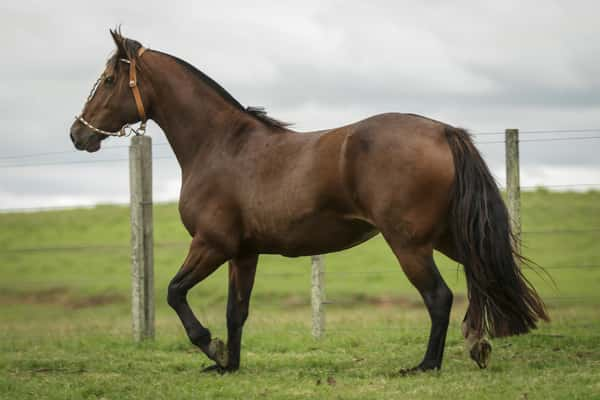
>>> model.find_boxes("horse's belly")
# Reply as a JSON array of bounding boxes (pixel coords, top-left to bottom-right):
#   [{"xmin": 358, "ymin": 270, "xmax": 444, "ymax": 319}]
[{"xmin": 252, "ymin": 215, "xmax": 379, "ymax": 257}]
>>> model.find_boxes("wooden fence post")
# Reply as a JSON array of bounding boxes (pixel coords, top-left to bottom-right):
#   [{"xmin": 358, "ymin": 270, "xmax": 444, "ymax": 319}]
[
  {"xmin": 505, "ymin": 128, "xmax": 521, "ymax": 255},
  {"xmin": 129, "ymin": 135, "xmax": 155, "ymax": 341},
  {"xmin": 311, "ymin": 255, "xmax": 325, "ymax": 338}
]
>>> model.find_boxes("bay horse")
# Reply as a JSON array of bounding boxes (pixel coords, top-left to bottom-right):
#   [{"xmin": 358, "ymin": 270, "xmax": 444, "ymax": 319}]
[{"xmin": 69, "ymin": 30, "xmax": 548, "ymax": 373}]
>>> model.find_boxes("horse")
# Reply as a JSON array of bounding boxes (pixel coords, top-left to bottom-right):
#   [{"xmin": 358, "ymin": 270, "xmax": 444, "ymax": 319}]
[{"xmin": 69, "ymin": 29, "xmax": 548, "ymax": 373}]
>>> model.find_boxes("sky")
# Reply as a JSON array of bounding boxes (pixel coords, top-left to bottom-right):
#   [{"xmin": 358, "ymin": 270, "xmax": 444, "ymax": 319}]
[{"xmin": 1, "ymin": 1, "xmax": 599, "ymax": 210}]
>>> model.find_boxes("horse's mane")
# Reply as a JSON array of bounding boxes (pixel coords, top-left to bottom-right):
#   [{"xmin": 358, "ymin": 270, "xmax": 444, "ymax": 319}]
[{"xmin": 108, "ymin": 29, "xmax": 291, "ymax": 129}]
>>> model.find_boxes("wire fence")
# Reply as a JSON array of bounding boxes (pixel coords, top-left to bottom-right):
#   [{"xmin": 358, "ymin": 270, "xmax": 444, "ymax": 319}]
[
  {"xmin": 0, "ymin": 127, "xmax": 599, "ymax": 337},
  {"xmin": 2, "ymin": 225, "xmax": 599, "ymax": 254},
  {"xmin": 1, "ymin": 128, "xmax": 600, "ymax": 167}
]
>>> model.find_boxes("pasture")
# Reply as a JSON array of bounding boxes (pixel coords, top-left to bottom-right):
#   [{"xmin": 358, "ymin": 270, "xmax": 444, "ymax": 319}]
[{"xmin": 1, "ymin": 190, "xmax": 599, "ymax": 399}]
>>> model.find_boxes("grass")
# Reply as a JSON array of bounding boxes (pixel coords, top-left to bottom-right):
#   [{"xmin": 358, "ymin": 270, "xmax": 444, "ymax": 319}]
[{"xmin": 0, "ymin": 190, "xmax": 599, "ymax": 399}]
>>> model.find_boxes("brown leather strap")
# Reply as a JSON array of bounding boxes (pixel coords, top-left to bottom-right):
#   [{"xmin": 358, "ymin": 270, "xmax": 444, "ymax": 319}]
[{"xmin": 128, "ymin": 47, "xmax": 147, "ymax": 123}]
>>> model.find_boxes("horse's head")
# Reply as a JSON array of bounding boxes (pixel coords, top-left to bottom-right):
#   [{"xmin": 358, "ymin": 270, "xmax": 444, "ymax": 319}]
[{"xmin": 70, "ymin": 29, "xmax": 149, "ymax": 152}]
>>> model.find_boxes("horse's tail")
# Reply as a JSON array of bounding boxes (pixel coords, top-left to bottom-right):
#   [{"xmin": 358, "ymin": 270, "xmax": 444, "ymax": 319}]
[{"xmin": 444, "ymin": 126, "xmax": 549, "ymax": 338}]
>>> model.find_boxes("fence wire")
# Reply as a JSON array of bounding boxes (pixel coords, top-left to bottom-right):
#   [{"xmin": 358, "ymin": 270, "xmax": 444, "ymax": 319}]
[
  {"xmin": 1, "ymin": 127, "xmax": 600, "ymax": 167},
  {"xmin": 1, "ymin": 224, "xmax": 599, "ymax": 254},
  {"xmin": 0, "ymin": 128, "xmax": 598, "ymax": 327}
]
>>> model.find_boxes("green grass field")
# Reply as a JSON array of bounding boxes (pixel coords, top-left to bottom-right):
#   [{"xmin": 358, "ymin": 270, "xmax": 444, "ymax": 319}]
[{"xmin": 1, "ymin": 190, "xmax": 599, "ymax": 399}]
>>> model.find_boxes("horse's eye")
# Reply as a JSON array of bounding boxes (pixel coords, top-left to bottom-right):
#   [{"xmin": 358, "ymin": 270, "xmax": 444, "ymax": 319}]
[{"xmin": 105, "ymin": 76, "xmax": 115, "ymax": 85}]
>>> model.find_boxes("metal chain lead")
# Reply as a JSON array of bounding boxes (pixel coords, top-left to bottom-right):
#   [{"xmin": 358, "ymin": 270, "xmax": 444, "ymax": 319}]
[{"xmin": 74, "ymin": 115, "xmax": 146, "ymax": 137}]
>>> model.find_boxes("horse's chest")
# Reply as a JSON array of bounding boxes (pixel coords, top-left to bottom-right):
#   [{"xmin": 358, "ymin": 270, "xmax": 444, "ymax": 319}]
[{"xmin": 177, "ymin": 182, "xmax": 215, "ymax": 236}]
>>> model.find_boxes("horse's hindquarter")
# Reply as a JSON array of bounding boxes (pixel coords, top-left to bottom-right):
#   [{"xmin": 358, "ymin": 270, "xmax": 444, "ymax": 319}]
[
  {"xmin": 344, "ymin": 114, "xmax": 456, "ymax": 246},
  {"xmin": 237, "ymin": 113, "xmax": 455, "ymax": 256},
  {"xmin": 238, "ymin": 128, "xmax": 378, "ymax": 257}
]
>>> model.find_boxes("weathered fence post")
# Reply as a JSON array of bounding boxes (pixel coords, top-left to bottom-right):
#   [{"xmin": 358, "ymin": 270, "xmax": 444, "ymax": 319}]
[
  {"xmin": 311, "ymin": 255, "xmax": 325, "ymax": 338},
  {"xmin": 505, "ymin": 128, "xmax": 521, "ymax": 255},
  {"xmin": 129, "ymin": 135, "xmax": 155, "ymax": 341}
]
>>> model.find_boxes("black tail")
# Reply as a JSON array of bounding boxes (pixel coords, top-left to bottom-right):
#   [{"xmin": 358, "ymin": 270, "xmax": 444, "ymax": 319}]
[{"xmin": 444, "ymin": 126, "xmax": 549, "ymax": 338}]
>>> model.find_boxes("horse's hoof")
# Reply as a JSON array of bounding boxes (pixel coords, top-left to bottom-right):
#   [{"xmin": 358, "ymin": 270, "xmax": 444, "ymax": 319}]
[
  {"xmin": 201, "ymin": 364, "xmax": 225, "ymax": 374},
  {"xmin": 469, "ymin": 339, "xmax": 492, "ymax": 369},
  {"xmin": 201, "ymin": 363, "xmax": 239, "ymax": 374},
  {"xmin": 398, "ymin": 366, "xmax": 421, "ymax": 376},
  {"xmin": 397, "ymin": 362, "xmax": 439, "ymax": 376},
  {"xmin": 206, "ymin": 338, "xmax": 229, "ymax": 368}
]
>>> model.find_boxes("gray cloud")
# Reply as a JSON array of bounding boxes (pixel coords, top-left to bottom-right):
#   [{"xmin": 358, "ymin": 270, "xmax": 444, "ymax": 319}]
[{"xmin": 1, "ymin": 0, "xmax": 599, "ymax": 209}]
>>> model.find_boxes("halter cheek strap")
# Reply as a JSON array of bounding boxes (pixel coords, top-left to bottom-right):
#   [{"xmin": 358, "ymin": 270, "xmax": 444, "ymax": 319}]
[{"xmin": 129, "ymin": 47, "xmax": 147, "ymax": 125}]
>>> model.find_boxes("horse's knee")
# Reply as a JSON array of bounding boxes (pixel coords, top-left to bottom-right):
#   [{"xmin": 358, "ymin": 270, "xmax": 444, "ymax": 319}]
[{"xmin": 167, "ymin": 281, "xmax": 185, "ymax": 309}]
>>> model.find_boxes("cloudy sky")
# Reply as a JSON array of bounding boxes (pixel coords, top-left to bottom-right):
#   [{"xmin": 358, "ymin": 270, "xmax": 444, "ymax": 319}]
[{"xmin": 1, "ymin": 1, "xmax": 599, "ymax": 210}]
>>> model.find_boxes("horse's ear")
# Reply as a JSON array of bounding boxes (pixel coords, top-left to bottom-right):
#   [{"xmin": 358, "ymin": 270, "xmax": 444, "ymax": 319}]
[{"xmin": 110, "ymin": 28, "xmax": 128, "ymax": 59}]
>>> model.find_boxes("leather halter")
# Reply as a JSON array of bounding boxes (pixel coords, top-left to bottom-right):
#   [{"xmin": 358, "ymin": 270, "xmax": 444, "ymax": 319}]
[
  {"xmin": 128, "ymin": 47, "xmax": 147, "ymax": 125},
  {"xmin": 75, "ymin": 47, "xmax": 148, "ymax": 137}
]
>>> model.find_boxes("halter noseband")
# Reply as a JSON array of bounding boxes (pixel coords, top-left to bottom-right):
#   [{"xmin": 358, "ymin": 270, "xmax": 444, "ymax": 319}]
[{"xmin": 74, "ymin": 47, "xmax": 148, "ymax": 137}]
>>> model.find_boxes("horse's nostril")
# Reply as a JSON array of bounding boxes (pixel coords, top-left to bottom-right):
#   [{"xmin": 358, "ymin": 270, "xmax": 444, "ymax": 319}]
[{"xmin": 70, "ymin": 132, "xmax": 76, "ymax": 144}]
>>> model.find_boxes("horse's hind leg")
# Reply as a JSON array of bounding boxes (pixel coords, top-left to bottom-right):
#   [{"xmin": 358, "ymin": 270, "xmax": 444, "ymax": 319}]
[
  {"xmin": 436, "ymin": 233, "xmax": 492, "ymax": 369},
  {"xmin": 167, "ymin": 236, "xmax": 230, "ymax": 368},
  {"xmin": 383, "ymin": 237, "xmax": 453, "ymax": 372},
  {"xmin": 462, "ymin": 308, "xmax": 492, "ymax": 369}
]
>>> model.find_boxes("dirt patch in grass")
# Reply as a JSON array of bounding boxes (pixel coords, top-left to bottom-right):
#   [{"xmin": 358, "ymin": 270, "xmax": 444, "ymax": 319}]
[
  {"xmin": 0, "ymin": 287, "xmax": 125, "ymax": 309},
  {"xmin": 361, "ymin": 293, "xmax": 466, "ymax": 309},
  {"xmin": 280, "ymin": 293, "xmax": 466, "ymax": 309},
  {"xmin": 367, "ymin": 293, "xmax": 466, "ymax": 308}
]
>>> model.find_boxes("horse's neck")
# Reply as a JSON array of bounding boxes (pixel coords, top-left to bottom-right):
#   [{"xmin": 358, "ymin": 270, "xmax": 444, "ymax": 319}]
[{"xmin": 147, "ymin": 56, "xmax": 256, "ymax": 170}]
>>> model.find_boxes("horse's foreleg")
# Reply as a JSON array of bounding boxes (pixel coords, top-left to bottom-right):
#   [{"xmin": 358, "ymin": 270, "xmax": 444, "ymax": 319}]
[
  {"xmin": 167, "ymin": 236, "xmax": 229, "ymax": 368},
  {"xmin": 225, "ymin": 254, "xmax": 258, "ymax": 371}
]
